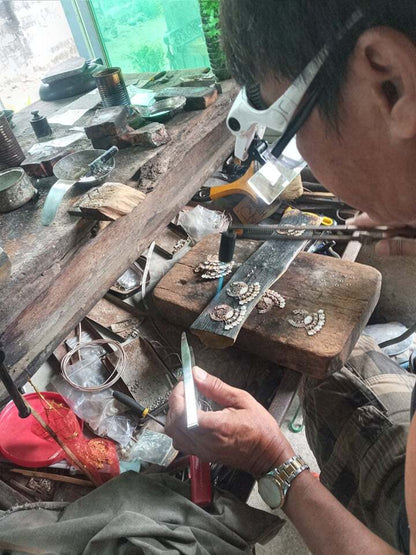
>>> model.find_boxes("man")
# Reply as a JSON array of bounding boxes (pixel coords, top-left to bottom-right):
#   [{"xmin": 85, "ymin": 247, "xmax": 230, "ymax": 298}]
[{"xmin": 166, "ymin": 1, "xmax": 416, "ymax": 553}]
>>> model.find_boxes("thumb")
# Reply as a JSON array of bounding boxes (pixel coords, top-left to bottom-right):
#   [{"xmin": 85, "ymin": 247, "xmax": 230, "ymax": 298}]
[
  {"xmin": 376, "ymin": 238, "xmax": 416, "ymax": 257},
  {"xmin": 193, "ymin": 366, "xmax": 247, "ymax": 408}
]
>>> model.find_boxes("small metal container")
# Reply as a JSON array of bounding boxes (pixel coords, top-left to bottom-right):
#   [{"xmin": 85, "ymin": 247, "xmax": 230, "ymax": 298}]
[
  {"xmin": 0, "ymin": 113, "xmax": 25, "ymax": 168},
  {"xmin": 0, "ymin": 168, "xmax": 36, "ymax": 213},
  {"xmin": 93, "ymin": 67, "xmax": 131, "ymax": 108},
  {"xmin": 30, "ymin": 111, "xmax": 52, "ymax": 139}
]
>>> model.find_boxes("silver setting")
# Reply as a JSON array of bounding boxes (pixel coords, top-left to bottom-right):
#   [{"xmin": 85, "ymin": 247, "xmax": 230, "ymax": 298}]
[
  {"xmin": 194, "ymin": 255, "xmax": 235, "ymax": 280},
  {"xmin": 226, "ymin": 280, "xmax": 261, "ymax": 305},
  {"xmin": 288, "ymin": 309, "xmax": 326, "ymax": 336},
  {"xmin": 172, "ymin": 237, "xmax": 191, "ymax": 255},
  {"xmin": 210, "ymin": 303, "xmax": 247, "ymax": 330},
  {"xmin": 276, "ymin": 224, "xmax": 306, "ymax": 237},
  {"xmin": 257, "ymin": 289, "xmax": 286, "ymax": 313}
]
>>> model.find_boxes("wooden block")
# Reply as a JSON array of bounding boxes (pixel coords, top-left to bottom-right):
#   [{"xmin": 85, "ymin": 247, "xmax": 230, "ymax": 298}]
[
  {"xmin": 156, "ymin": 86, "xmax": 218, "ymax": 110},
  {"xmin": 120, "ymin": 123, "xmax": 170, "ymax": 148},
  {"xmin": 91, "ymin": 123, "xmax": 170, "ymax": 150},
  {"xmin": 84, "ymin": 106, "xmax": 129, "ymax": 140},
  {"xmin": 77, "ymin": 182, "xmax": 145, "ymax": 221},
  {"xmin": 191, "ymin": 210, "xmax": 321, "ymax": 348},
  {"xmin": 153, "ymin": 235, "xmax": 382, "ymax": 378}
]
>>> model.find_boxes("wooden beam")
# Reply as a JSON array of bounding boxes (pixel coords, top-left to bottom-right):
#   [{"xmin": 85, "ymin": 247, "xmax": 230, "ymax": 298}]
[{"xmin": 0, "ymin": 89, "xmax": 236, "ymax": 403}]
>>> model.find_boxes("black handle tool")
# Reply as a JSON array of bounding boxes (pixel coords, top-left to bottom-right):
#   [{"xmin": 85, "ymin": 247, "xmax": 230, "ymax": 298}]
[{"xmin": 0, "ymin": 351, "xmax": 31, "ymax": 418}]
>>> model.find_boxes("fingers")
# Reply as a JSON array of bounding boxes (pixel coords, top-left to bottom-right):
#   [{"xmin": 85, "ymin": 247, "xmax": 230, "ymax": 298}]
[
  {"xmin": 192, "ymin": 366, "xmax": 250, "ymax": 408},
  {"xmin": 376, "ymin": 238, "xmax": 416, "ymax": 256},
  {"xmin": 346, "ymin": 212, "xmax": 381, "ymax": 227}
]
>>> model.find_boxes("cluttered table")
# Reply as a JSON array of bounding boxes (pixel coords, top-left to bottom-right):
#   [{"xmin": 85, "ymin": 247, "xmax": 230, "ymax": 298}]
[
  {"xmin": 0, "ymin": 70, "xmax": 239, "ymax": 399},
  {"xmin": 0, "ymin": 64, "xmax": 383, "ymax": 506}
]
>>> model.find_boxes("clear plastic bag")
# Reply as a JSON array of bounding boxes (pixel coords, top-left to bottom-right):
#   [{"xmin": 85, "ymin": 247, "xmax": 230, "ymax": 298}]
[
  {"xmin": 177, "ymin": 205, "xmax": 231, "ymax": 243},
  {"xmin": 126, "ymin": 429, "xmax": 177, "ymax": 466}
]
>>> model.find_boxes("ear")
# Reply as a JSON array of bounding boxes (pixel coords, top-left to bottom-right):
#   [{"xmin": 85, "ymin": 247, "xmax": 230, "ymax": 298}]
[{"xmin": 353, "ymin": 27, "xmax": 416, "ymax": 139}]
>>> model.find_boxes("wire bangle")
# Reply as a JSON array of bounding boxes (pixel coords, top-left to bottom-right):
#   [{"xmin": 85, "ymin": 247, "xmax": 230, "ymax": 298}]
[{"xmin": 60, "ymin": 339, "xmax": 126, "ymax": 392}]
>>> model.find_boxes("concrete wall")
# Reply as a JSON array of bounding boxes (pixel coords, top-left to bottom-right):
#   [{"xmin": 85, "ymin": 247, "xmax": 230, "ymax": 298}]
[{"xmin": 0, "ymin": 0, "xmax": 78, "ymax": 110}]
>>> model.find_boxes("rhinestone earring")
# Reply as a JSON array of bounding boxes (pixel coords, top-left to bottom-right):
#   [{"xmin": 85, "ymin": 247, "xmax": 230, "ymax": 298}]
[
  {"xmin": 226, "ymin": 281, "xmax": 261, "ymax": 305},
  {"xmin": 256, "ymin": 290, "xmax": 286, "ymax": 313},
  {"xmin": 194, "ymin": 255, "xmax": 235, "ymax": 280},
  {"xmin": 288, "ymin": 309, "xmax": 326, "ymax": 336},
  {"xmin": 210, "ymin": 303, "xmax": 247, "ymax": 330}
]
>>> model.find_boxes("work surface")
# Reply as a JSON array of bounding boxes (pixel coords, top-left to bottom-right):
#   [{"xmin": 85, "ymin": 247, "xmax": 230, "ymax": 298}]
[
  {"xmin": 0, "ymin": 76, "xmax": 238, "ymax": 402},
  {"xmin": 154, "ymin": 234, "xmax": 382, "ymax": 378}
]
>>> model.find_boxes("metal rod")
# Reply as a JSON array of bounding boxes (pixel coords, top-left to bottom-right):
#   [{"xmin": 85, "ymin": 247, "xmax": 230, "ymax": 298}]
[{"xmin": 0, "ymin": 351, "xmax": 31, "ymax": 418}]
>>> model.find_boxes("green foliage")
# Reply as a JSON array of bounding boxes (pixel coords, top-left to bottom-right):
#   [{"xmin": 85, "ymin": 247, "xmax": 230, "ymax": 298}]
[
  {"xmin": 198, "ymin": 0, "xmax": 220, "ymax": 38},
  {"xmin": 129, "ymin": 43, "xmax": 166, "ymax": 72}
]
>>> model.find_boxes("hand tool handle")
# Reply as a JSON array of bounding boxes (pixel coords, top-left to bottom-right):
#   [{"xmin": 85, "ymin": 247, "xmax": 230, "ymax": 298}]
[
  {"xmin": 190, "ymin": 455, "xmax": 212, "ymax": 507},
  {"xmin": 0, "ymin": 351, "xmax": 31, "ymax": 418},
  {"xmin": 89, "ymin": 146, "xmax": 119, "ymax": 170},
  {"xmin": 219, "ymin": 230, "xmax": 236, "ymax": 263},
  {"xmin": 113, "ymin": 390, "xmax": 145, "ymax": 416}
]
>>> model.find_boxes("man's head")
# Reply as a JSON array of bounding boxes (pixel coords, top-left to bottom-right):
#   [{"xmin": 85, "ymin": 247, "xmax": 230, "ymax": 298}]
[{"xmin": 221, "ymin": 1, "xmax": 416, "ymax": 226}]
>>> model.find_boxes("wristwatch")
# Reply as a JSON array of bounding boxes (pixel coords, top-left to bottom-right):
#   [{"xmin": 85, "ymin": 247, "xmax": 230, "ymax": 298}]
[{"xmin": 258, "ymin": 455, "xmax": 309, "ymax": 509}]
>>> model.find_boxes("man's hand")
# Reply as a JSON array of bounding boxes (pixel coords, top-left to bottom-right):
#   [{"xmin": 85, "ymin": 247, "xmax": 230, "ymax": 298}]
[
  {"xmin": 348, "ymin": 213, "xmax": 416, "ymax": 256},
  {"xmin": 166, "ymin": 367, "xmax": 294, "ymax": 477}
]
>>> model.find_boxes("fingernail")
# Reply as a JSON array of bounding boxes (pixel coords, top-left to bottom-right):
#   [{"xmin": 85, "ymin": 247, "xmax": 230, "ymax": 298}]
[
  {"xmin": 194, "ymin": 366, "xmax": 208, "ymax": 381},
  {"xmin": 345, "ymin": 217, "xmax": 356, "ymax": 226},
  {"xmin": 375, "ymin": 241, "xmax": 390, "ymax": 256}
]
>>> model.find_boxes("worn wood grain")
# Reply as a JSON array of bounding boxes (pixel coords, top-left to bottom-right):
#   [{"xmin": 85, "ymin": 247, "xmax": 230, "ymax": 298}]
[
  {"xmin": 153, "ymin": 234, "xmax": 382, "ymax": 378},
  {"xmin": 191, "ymin": 210, "xmax": 322, "ymax": 348},
  {"xmin": 0, "ymin": 83, "xmax": 237, "ymax": 403}
]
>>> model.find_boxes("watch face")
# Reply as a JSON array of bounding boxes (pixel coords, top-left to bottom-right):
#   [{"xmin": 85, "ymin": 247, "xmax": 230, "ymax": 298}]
[{"xmin": 258, "ymin": 475, "xmax": 283, "ymax": 509}]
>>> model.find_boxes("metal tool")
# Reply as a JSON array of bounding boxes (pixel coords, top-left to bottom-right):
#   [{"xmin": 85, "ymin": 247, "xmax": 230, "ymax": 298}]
[
  {"xmin": 0, "ymin": 351, "xmax": 30, "ymax": 418},
  {"xmin": 219, "ymin": 223, "xmax": 416, "ymax": 265},
  {"xmin": 112, "ymin": 390, "xmax": 165, "ymax": 427},
  {"xmin": 180, "ymin": 333, "xmax": 212, "ymax": 507},
  {"xmin": 193, "ymin": 161, "xmax": 257, "ymax": 202},
  {"xmin": 41, "ymin": 147, "xmax": 117, "ymax": 226},
  {"xmin": 180, "ymin": 332, "xmax": 198, "ymax": 429}
]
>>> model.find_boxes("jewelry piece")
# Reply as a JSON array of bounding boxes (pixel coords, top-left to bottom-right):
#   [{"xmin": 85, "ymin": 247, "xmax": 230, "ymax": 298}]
[
  {"xmin": 277, "ymin": 224, "xmax": 306, "ymax": 237},
  {"xmin": 226, "ymin": 280, "xmax": 261, "ymax": 305},
  {"xmin": 257, "ymin": 290, "xmax": 286, "ymax": 313},
  {"xmin": 194, "ymin": 255, "xmax": 235, "ymax": 280},
  {"xmin": 210, "ymin": 303, "xmax": 247, "ymax": 330},
  {"xmin": 172, "ymin": 237, "xmax": 191, "ymax": 255},
  {"xmin": 288, "ymin": 309, "xmax": 326, "ymax": 336}
]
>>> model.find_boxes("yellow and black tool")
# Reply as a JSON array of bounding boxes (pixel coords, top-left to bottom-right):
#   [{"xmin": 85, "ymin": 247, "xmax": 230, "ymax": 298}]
[
  {"xmin": 113, "ymin": 391, "xmax": 165, "ymax": 427},
  {"xmin": 193, "ymin": 159, "xmax": 257, "ymax": 202}
]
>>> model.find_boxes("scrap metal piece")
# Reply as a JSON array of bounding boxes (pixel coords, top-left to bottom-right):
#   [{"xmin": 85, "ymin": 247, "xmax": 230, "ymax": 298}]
[{"xmin": 181, "ymin": 332, "xmax": 198, "ymax": 429}]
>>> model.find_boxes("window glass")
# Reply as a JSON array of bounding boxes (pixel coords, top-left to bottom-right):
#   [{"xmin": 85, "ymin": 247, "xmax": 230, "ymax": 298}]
[{"xmin": 89, "ymin": 0, "xmax": 210, "ymax": 72}]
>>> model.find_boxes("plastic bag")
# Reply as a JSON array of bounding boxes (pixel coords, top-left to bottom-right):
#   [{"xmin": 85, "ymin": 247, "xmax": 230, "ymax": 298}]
[{"xmin": 177, "ymin": 205, "xmax": 231, "ymax": 243}]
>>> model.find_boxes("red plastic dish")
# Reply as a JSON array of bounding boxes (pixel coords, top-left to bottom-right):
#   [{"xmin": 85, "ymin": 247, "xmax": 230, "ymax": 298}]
[{"xmin": 0, "ymin": 391, "xmax": 81, "ymax": 467}]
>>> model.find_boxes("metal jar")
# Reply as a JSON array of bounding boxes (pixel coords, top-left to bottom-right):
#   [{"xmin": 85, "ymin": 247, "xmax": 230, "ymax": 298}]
[
  {"xmin": 0, "ymin": 113, "xmax": 25, "ymax": 168},
  {"xmin": 0, "ymin": 168, "xmax": 36, "ymax": 213},
  {"xmin": 93, "ymin": 67, "xmax": 131, "ymax": 108}
]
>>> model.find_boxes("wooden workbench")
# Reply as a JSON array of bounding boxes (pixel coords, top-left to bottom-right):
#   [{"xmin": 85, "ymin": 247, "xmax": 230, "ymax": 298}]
[{"xmin": 0, "ymin": 75, "xmax": 238, "ymax": 403}]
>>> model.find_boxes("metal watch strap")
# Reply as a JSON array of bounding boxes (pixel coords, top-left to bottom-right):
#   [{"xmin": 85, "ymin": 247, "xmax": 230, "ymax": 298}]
[{"xmin": 266, "ymin": 455, "xmax": 309, "ymax": 504}]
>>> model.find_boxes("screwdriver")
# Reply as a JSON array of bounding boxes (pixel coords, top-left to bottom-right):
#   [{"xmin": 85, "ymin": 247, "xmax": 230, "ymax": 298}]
[{"xmin": 113, "ymin": 391, "xmax": 165, "ymax": 427}]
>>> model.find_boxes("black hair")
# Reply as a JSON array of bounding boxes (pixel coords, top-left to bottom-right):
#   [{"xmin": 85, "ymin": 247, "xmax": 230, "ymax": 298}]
[{"xmin": 220, "ymin": 0, "xmax": 416, "ymax": 122}]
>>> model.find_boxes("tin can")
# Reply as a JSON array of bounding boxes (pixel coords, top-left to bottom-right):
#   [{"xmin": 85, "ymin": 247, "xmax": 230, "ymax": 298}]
[
  {"xmin": 94, "ymin": 67, "xmax": 131, "ymax": 108},
  {"xmin": 0, "ymin": 113, "xmax": 25, "ymax": 168}
]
